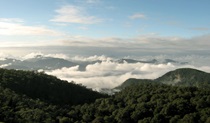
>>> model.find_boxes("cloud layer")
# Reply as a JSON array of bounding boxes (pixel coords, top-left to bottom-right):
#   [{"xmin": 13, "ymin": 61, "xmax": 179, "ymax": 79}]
[
  {"xmin": 46, "ymin": 62, "xmax": 174, "ymax": 89},
  {"xmin": 1, "ymin": 52, "xmax": 210, "ymax": 90},
  {"xmin": 45, "ymin": 55, "xmax": 210, "ymax": 90},
  {"xmin": 56, "ymin": 33, "xmax": 210, "ymax": 53}
]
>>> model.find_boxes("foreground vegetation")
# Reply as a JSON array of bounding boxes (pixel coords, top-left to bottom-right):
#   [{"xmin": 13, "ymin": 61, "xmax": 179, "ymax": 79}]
[
  {"xmin": 0, "ymin": 69, "xmax": 107, "ymax": 105},
  {"xmin": 62, "ymin": 83, "xmax": 210, "ymax": 123},
  {"xmin": 0, "ymin": 68, "xmax": 210, "ymax": 122}
]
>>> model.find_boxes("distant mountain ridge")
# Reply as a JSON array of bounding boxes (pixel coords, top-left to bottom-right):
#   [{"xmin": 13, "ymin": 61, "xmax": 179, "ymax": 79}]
[
  {"xmin": 117, "ymin": 58, "xmax": 158, "ymax": 64},
  {"xmin": 0, "ymin": 55, "xmax": 189, "ymax": 71},
  {"xmin": 1, "ymin": 56, "xmax": 77, "ymax": 70},
  {"xmin": 116, "ymin": 68, "xmax": 210, "ymax": 90},
  {"xmin": 117, "ymin": 58, "xmax": 188, "ymax": 64}
]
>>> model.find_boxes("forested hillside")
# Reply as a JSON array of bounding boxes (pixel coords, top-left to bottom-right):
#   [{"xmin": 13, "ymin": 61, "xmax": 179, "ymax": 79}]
[
  {"xmin": 155, "ymin": 68, "xmax": 210, "ymax": 88},
  {"xmin": 0, "ymin": 86, "xmax": 60, "ymax": 122},
  {"xmin": 117, "ymin": 68, "xmax": 210, "ymax": 90},
  {"xmin": 115, "ymin": 78, "xmax": 153, "ymax": 90},
  {"xmin": 1, "ymin": 68, "xmax": 210, "ymax": 123},
  {"xmin": 0, "ymin": 68, "xmax": 108, "ymax": 105},
  {"xmin": 65, "ymin": 83, "xmax": 210, "ymax": 123}
]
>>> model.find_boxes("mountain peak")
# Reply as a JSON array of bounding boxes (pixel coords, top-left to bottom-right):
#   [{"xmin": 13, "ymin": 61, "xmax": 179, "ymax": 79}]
[
  {"xmin": 116, "ymin": 68, "xmax": 210, "ymax": 90},
  {"xmin": 155, "ymin": 68, "xmax": 210, "ymax": 88}
]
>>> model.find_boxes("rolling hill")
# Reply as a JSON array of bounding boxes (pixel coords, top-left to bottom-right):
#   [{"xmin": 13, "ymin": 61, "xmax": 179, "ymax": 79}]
[
  {"xmin": 155, "ymin": 68, "xmax": 210, "ymax": 88},
  {"xmin": 115, "ymin": 78, "xmax": 153, "ymax": 89},
  {"xmin": 0, "ymin": 68, "xmax": 108, "ymax": 105},
  {"xmin": 116, "ymin": 68, "xmax": 210, "ymax": 90}
]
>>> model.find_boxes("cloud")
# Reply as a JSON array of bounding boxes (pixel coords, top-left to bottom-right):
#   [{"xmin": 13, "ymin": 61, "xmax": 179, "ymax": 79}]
[
  {"xmin": 0, "ymin": 18, "xmax": 24, "ymax": 23},
  {"xmin": 45, "ymin": 60, "xmax": 175, "ymax": 89},
  {"xmin": 58, "ymin": 34, "xmax": 180, "ymax": 49},
  {"xmin": 0, "ymin": 18, "xmax": 63, "ymax": 36},
  {"xmin": 45, "ymin": 58, "xmax": 210, "ymax": 90},
  {"xmin": 129, "ymin": 13, "xmax": 146, "ymax": 19},
  {"xmin": 58, "ymin": 33, "xmax": 210, "ymax": 53},
  {"xmin": 190, "ymin": 27, "xmax": 209, "ymax": 31},
  {"xmin": 50, "ymin": 5, "xmax": 102, "ymax": 24},
  {"xmin": 0, "ymin": 53, "xmax": 10, "ymax": 60},
  {"xmin": 0, "ymin": 63, "xmax": 11, "ymax": 68},
  {"xmin": 1, "ymin": 52, "xmax": 210, "ymax": 90},
  {"xmin": 22, "ymin": 52, "xmax": 70, "ymax": 60},
  {"xmin": 184, "ymin": 34, "xmax": 210, "ymax": 49},
  {"xmin": 0, "ymin": 58, "xmax": 5, "ymax": 61},
  {"xmin": 71, "ymin": 55, "xmax": 113, "ymax": 62}
]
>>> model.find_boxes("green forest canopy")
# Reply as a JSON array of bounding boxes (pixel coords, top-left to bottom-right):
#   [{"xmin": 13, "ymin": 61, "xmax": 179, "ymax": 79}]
[{"xmin": 1, "ymin": 68, "xmax": 210, "ymax": 123}]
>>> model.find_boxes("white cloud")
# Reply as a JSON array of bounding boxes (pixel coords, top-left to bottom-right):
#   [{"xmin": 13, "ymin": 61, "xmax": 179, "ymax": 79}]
[
  {"xmin": 46, "ymin": 59, "xmax": 210, "ymax": 89},
  {"xmin": 50, "ymin": 5, "xmax": 102, "ymax": 24},
  {"xmin": 22, "ymin": 52, "xmax": 44, "ymax": 59},
  {"xmin": 71, "ymin": 55, "xmax": 113, "ymax": 62},
  {"xmin": 0, "ymin": 18, "xmax": 24, "ymax": 23},
  {"xmin": 43, "ymin": 54, "xmax": 210, "ymax": 90},
  {"xmin": 45, "ymin": 61, "xmax": 176, "ymax": 89},
  {"xmin": 22, "ymin": 52, "xmax": 70, "ymax": 60},
  {"xmin": 0, "ymin": 63, "xmax": 11, "ymax": 68},
  {"xmin": 129, "ymin": 13, "xmax": 146, "ymax": 19},
  {"xmin": 0, "ymin": 53, "xmax": 10, "ymax": 60},
  {"xmin": 1, "ymin": 52, "xmax": 210, "ymax": 90},
  {"xmin": 0, "ymin": 18, "xmax": 63, "ymax": 36},
  {"xmin": 0, "ymin": 58, "xmax": 5, "ymax": 61}
]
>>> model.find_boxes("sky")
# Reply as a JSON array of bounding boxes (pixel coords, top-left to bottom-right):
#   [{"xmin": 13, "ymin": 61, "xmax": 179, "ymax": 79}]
[
  {"xmin": 1, "ymin": 0, "xmax": 210, "ymax": 89},
  {"xmin": 0, "ymin": 0, "xmax": 210, "ymax": 56}
]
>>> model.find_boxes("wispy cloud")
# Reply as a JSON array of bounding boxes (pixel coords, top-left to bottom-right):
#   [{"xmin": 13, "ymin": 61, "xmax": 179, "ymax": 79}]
[
  {"xmin": 50, "ymin": 5, "xmax": 102, "ymax": 24},
  {"xmin": 0, "ymin": 18, "xmax": 63, "ymax": 36},
  {"xmin": 129, "ymin": 13, "xmax": 146, "ymax": 19},
  {"xmin": 190, "ymin": 27, "xmax": 209, "ymax": 31},
  {"xmin": 0, "ymin": 18, "xmax": 24, "ymax": 23},
  {"xmin": 58, "ymin": 34, "xmax": 180, "ymax": 48}
]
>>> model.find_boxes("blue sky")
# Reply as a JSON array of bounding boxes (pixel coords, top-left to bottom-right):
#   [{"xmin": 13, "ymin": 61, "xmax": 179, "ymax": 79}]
[{"xmin": 0, "ymin": 0, "xmax": 210, "ymax": 52}]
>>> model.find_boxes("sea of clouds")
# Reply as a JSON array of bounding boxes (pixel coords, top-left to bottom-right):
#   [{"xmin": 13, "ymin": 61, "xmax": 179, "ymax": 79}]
[
  {"xmin": 1, "ymin": 52, "xmax": 210, "ymax": 90},
  {"xmin": 45, "ymin": 60, "xmax": 210, "ymax": 90}
]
